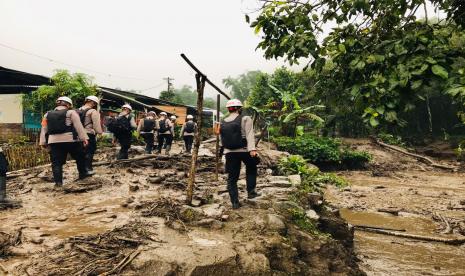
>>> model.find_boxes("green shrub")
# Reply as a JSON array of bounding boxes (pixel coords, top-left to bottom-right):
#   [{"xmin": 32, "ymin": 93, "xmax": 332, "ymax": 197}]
[
  {"xmin": 278, "ymin": 155, "xmax": 314, "ymax": 176},
  {"xmin": 377, "ymin": 133, "xmax": 405, "ymax": 147},
  {"xmin": 341, "ymin": 149, "xmax": 372, "ymax": 168},
  {"xmin": 273, "ymin": 135, "xmax": 372, "ymax": 168}
]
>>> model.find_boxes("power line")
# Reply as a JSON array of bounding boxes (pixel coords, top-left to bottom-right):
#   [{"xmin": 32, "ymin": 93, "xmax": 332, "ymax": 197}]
[
  {"xmin": 140, "ymin": 81, "xmax": 166, "ymax": 91},
  {"xmin": 0, "ymin": 42, "xmax": 155, "ymax": 82}
]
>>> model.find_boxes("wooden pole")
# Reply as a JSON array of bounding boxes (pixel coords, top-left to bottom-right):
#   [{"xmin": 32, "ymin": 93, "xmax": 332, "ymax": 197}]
[
  {"xmin": 186, "ymin": 73, "xmax": 206, "ymax": 205},
  {"xmin": 180, "ymin": 54, "xmax": 231, "ymax": 100},
  {"xmin": 215, "ymin": 94, "xmax": 220, "ymax": 181}
]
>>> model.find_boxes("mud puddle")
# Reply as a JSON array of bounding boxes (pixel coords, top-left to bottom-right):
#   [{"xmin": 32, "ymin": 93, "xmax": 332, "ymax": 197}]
[{"xmin": 342, "ymin": 209, "xmax": 465, "ymax": 275}]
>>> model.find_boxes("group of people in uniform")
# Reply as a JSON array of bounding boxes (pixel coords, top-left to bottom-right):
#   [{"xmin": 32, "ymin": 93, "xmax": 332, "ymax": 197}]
[{"xmin": 1, "ymin": 96, "xmax": 260, "ymax": 209}]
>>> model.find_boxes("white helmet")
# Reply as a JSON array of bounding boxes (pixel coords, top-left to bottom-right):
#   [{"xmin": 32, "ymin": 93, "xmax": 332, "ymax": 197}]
[
  {"xmin": 147, "ymin": 111, "xmax": 156, "ymax": 116},
  {"xmin": 226, "ymin": 99, "xmax": 243, "ymax": 108},
  {"xmin": 160, "ymin": 112, "xmax": 167, "ymax": 116},
  {"xmin": 85, "ymin": 95, "xmax": 100, "ymax": 105},
  {"xmin": 186, "ymin": 115, "xmax": 194, "ymax": 120},
  {"xmin": 122, "ymin": 104, "xmax": 132, "ymax": 111},
  {"xmin": 170, "ymin": 115, "xmax": 177, "ymax": 120},
  {"xmin": 56, "ymin": 96, "xmax": 73, "ymax": 106}
]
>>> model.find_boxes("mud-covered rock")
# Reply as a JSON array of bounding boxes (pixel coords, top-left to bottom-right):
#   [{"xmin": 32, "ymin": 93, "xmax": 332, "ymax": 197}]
[
  {"xmin": 318, "ymin": 209, "xmax": 354, "ymax": 248},
  {"xmin": 265, "ymin": 214, "xmax": 286, "ymax": 234}
]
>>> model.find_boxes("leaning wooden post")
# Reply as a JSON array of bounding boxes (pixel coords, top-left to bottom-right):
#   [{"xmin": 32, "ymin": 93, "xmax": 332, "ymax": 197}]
[
  {"xmin": 186, "ymin": 73, "xmax": 206, "ymax": 205},
  {"xmin": 215, "ymin": 94, "xmax": 220, "ymax": 181}
]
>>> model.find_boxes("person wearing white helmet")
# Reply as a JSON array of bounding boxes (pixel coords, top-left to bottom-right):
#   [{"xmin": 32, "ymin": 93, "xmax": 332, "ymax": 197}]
[
  {"xmin": 156, "ymin": 112, "xmax": 174, "ymax": 155},
  {"xmin": 137, "ymin": 111, "xmax": 158, "ymax": 154},
  {"xmin": 78, "ymin": 95, "xmax": 103, "ymax": 174},
  {"xmin": 39, "ymin": 96, "xmax": 90, "ymax": 187},
  {"xmin": 110, "ymin": 104, "xmax": 137, "ymax": 159},
  {"xmin": 219, "ymin": 98, "xmax": 260, "ymax": 209},
  {"xmin": 180, "ymin": 114, "xmax": 197, "ymax": 154}
]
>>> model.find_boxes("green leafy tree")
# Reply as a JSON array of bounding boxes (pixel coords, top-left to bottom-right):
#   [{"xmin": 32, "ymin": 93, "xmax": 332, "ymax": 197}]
[
  {"xmin": 223, "ymin": 70, "xmax": 262, "ymax": 101},
  {"xmin": 249, "ymin": 0, "xmax": 465, "ymax": 130},
  {"xmin": 159, "ymin": 89, "xmax": 178, "ymax": 103},
  {"xmin": 23, "ymin": 70, "xmax": 98, "ymax": 114}
]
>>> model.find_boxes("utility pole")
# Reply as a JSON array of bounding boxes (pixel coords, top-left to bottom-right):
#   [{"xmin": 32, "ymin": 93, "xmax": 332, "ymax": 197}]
[{"xmin": 163, "ymin": 77, "xmax": 174, "ymax": 93}]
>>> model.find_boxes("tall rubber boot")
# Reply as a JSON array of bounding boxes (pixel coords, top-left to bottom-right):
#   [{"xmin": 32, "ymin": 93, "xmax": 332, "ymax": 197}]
[
  {"xmin": 0, "ymin": 176, "xmax": 20, "ymax": 204},
  {"xmin": 51, "ymin": 164, "xmax": 63, "ymax": 187},
  {"xmin": 85, "ymin": 154, "xmax": 95, "ymax": 175},
  {"xmin": 165, "ymin": 145, "xmax": 171, "ymax": 156},
  {"xmin": 246, "ymin": 174, "xmax": 260, "ymax": 199}
]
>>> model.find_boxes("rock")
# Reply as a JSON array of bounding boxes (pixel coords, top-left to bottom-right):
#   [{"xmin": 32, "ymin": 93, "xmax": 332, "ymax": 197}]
[
  {"xmin": 147, "ymin": 176, "xmax": 165, "ymax": 184},
  {"xmin": 239, "ymin": 253, "xmax": 271, "ymax": 274},
  {"xmin": 259, "ymin": 149, "xmax": 290, "ymax": 169},
  {"xmin": 265, "ymin": 214, "xmax": 286, "ymax": 234},
  {"xmin": 246, "ymin": 199, "xmax": 272, "ymax": 209},
  {"xmin": 55, "ymin": 215, "xmax": 68, "ymax": 222},
  {"xmin": 30, "ymin": 238, "xmax": 44, "ymax": 244},
  {"xmin": 193, "ymin": 219, "xmax": 224, "ymax": 229},
  {"xmin": 270, "ymin": 180, "xmax": 292, "ymax": 188},
  {"xmin": 266, "ymin": 175, "xmax": 289, "ymax": 182},
  {"xmin": 460, "ymin": 200, "xmax": 465, "ymax": 205},
  {"xmin": 265, "ymin": 169, "xmax": 273, "ymax": 175},
  {"xmin": 305, "ymin": 193, "xmax": 323, "ymax": 209},
  {"xmin": 305, "ymin": 209, "xmax": 320, "ymax": 220},
  {"xmin": 180, "ymin": 205, "xmax": 204, "ymax": 222},
  {"xmin": 191, "ymin": 199, "xmax": 202, "ymax": 207},
  {"xmin": 126, "ymin": 197, "xmax": 135, "ymax": 204},
  {"xmin": 288, "ymin": 175, "xmax": 301, "ymax": 186},
  {"xmin": 201, "ymin": 204, "xmax": 225, "ymax": 219},
  {"xmin": 221, "ymin": 215, "xmax": 229, "ymax": 221},
  {"xmin": 129, "ymin": 184, "xmax": 140, "ymax": 192},
  {"xmin": 131, "ymin": 179, "xmax": 140, "ymax": 184}
]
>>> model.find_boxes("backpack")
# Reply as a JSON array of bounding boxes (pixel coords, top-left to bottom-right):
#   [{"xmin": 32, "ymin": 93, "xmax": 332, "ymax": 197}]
[
  {"xmin": 47, "ymin": 109, "xmax": 73, "ymax": 135},
  {"xmin": 106, "ymin": 115, "xmax": 131, "ymax": 135},
  {"xmin": 220, "ymin": 115, "xmax": 247, "ymax": 150},
  {"xmin": 143, "ymin": 119, "xmax": 155, "ymax": 132},
  {"xmin": 158, "ymin": 119, "xmax": 169, "ymax": 133},
  {"xmin": 184, "ymin": 121, "xmax": 195, "ymax": 133},
  {"xmin": 76, "ymin": 108, "xmax": 91, "ymax": 127}
]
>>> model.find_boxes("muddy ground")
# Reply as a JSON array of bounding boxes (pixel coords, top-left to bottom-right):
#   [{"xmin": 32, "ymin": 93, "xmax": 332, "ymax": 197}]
[
  {"xmin": 0, "ymin": 142, "xmax": 363, "ymax": 276},
  {"xmin": 325, "ymin": 139, "xmax": 465, "ymax": 276}
]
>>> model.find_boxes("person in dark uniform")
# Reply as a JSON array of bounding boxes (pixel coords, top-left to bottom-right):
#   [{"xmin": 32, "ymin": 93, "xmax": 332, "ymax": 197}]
[
  {"xmin": 219, "ymin": 99, "xmax": 260, "ymax": 209},
  {"xmin": 157, "ymin": 112, "xmax": 174, "ymax": 155},
  {"xmin": 39, "ymin": 96, "xmax": 90, "ymax": 187},
  {"xmin": 0, "ymin": 146, "xmax": 20, "ymax": 204},
  {"xmin": 113, "ymin": 104, "xmax": 137, "ymax": 160},
  {"xmin": 78, "ymin": 95, "xmax": 102, "ymax": 175},
  {"xmin": 137, "ymin": 111, "xmax": 157, "ymax": 154},
  {"xmin": 180, "ymin": 114, "xmax": 197, "ymax": 154}
]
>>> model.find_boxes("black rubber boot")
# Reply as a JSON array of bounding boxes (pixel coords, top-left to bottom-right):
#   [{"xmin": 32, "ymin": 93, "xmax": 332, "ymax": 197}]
[
  {"xmin": 51, "ymin": 165, "xmax": 63, "ymax": 186},
  {"xmin": 0, "ymin": 176, "xmax": 21, "ymax": 204},
  {"xmin": 85, "ymin": 154, "xmax": 95, "ymax": 175},
  {"xmin": 246, "ymin": 174, "xmax": 260, "ymax": 199}
]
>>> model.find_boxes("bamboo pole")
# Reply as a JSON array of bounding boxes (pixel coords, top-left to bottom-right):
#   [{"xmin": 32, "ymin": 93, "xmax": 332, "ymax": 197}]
[
  {"xmin": 186, "ymin": 73, "xmax": 206, "ymax": 205},
  {"xmin": 215, "ymin": 94, "xmax": 220, "ymax": 181}
]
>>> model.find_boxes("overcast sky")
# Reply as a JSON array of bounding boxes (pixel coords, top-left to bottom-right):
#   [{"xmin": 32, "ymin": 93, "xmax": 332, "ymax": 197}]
[
  {"xmin": 0, "ymin": 0, "xmax": 287, "ymax": 98},
  {"xmin": 0, "ymin": 0, "xmax": 439, "ymax": 99}
]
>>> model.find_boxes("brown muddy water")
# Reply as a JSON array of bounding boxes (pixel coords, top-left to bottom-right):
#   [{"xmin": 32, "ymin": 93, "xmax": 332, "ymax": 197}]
[
  {"xmin": 341, "ymin": 209, "xmax": 465, "ymax": 276},
  {"xmin": 326, "ymin": 168, "xmax": 465, "ymax": 276}
]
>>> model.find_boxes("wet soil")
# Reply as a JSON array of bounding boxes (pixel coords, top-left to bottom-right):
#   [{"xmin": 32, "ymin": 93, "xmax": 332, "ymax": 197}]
[
  {"xmin": 325, "ymin": 139, "xmax": 465, "ymax": 275},
  {"xmin": 0, "ymin": 143, "xmax": 362, "ymax": 275}
]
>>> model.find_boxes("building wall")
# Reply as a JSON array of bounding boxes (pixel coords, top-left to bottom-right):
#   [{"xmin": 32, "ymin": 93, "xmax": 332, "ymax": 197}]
[
  {"xmin": 0, "ymin": 94, "xmax": 23, "ymax": 124},
  {"xmin": 0, "ymin": 94, "xmax": 23, "ymax": 141}
]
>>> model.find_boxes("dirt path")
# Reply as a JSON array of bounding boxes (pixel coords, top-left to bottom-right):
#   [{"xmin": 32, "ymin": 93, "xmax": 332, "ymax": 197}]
[
  {"xmin": 0, "ymin": 143, "xmax": 363, "ymax": 275},
  {"xmin": 325, "ymin": 139, "xmax": 465, "ymax": 275}
]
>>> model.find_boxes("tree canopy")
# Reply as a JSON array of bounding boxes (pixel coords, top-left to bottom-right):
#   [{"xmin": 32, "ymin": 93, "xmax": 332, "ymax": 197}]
[
  {"xmin": 23, "ymin": 70, "xmax": 98, "ymax": 113},
  {"xmin": 249, "ymin": 0, "xmax": 465, "ymax": 129}
]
